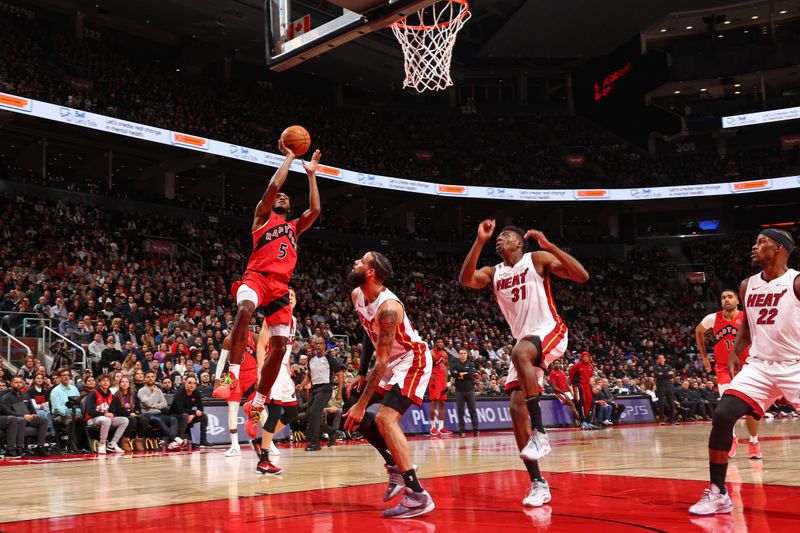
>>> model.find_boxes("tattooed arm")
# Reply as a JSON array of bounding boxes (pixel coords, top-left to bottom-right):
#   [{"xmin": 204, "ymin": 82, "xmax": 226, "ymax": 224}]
[{"xmin": 343, "ymin": 300, "xmax": 402, "ymax": 430}]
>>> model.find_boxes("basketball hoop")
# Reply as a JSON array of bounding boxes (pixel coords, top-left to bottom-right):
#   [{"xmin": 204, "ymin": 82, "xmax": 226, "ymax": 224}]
[{"xmin": 390, "ymin": 0, "xmax": 471, "ymax": 93}]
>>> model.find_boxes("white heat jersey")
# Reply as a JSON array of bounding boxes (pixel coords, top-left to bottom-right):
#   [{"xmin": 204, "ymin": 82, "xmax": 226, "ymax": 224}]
[
  {"xmin": 744, "ymin": 268, "xmax": 800, "ymax": 362},
  {"xmin": 283, "ymin": 316, "xmax": 297, "ymax": 365},
  {"xmin": 493, "ymin": 252, "xmax": 567, "ymax": 344},
  {"xmin": 353, "ymin": 287, "xmax": 428, "ymax": 361}
]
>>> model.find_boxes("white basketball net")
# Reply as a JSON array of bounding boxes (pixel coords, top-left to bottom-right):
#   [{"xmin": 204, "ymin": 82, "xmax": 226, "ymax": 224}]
[{"xmin": 390, "ymin": 0, "xmax": 471, "ymax": 93}]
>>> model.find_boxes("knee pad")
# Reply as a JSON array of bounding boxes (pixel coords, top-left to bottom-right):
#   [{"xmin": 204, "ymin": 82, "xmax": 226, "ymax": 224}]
[
  {"xmin": 263, "ymin": 404, "xmax": 283, "ymax": 433},
  {"xmin": 713, "ymin": 396, "xmax": 751, "ymax": 429},
  {"xmin": 280, "ymin": 405, "xmax": 298, "ymax": 426}
]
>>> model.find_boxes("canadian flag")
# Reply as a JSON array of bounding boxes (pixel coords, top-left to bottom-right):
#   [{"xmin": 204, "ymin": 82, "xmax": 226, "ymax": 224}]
[{"xmin": 287, "ymin": 15, "xmax": 311, "ymax": 39}]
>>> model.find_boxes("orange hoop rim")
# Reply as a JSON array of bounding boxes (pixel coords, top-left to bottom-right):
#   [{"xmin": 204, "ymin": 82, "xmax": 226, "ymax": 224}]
[{"xmin": 390, "ymin": 0, "xmax": 469, "ymax": 31}]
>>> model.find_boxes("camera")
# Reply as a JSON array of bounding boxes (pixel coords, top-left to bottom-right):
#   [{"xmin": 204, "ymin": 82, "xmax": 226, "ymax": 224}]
[{"xmin": 66, "ymin": 396, "xmax": 81, "ymax": 409}]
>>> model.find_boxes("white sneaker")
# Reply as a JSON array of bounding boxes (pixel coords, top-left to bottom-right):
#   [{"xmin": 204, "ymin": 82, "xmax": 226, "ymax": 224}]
[
  {"xmin": 689, "ymin": 485, "xmax": 733, "ymax": 515},
  {"xmin": 764, "ymin": 412, "xmax": 775, "ymax": 419},
  {"xmin": 522, "ymin": 479, "xmax": 552, "ymax": 507},
  {"xmin": 97, "ymin": 444, "xmax": 107, "ymax": 454},
  {"xmin": 520, "ymin": 431, "xmax": 551, "ymax": 461},
  {"xmin": 602, "ymin": 420, "xmax": 612, "ymax": 426},
  {"xmin": 269, "ymin": 442, "xmax": 280, "ymax": 457},
  {"xmin": 106, "ymin": 441, "xmax": 124, "ymax": 453},
  {"xmin": 224, "ymin": 446, "xmax": 241, "ymax": 457},
  {"xmin": 167, "ymin": 438, "xmax": 183, "ymax": 451}
]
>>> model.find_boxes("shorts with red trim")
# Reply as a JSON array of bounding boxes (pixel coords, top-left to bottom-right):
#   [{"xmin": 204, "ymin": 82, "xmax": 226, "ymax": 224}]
[
  {"xmin": 428, "ymin": 372, "xmax": 448, "ymax": 401},
  {"xmin": 376, "ymin": 347, "xmax": 432, "ymax": 407},
  {"xmin": 505, "ymin": 333, "xmax": 569, "ymax": 395},
  {"xmin": 229, "ymin": 370, "xmax": 258, "ymax": 403},
  {"xmin": 231, "ymin": 270, "xmax": 292, "ymax": 327},
  {"xmin": 723, "ymin": 356, "xmax": 800, "ymax": 419},
  {"xmin": 267, "ymin": 366, "xmax": 298, "ymax": 406}
]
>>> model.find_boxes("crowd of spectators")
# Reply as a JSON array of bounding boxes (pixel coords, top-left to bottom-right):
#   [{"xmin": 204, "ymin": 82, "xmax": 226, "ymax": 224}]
[
  {"xmin": 1, "ymin": 189, "xmax": 798, "ymax": 456},
  {"xmin": 2, "ymin": 8, "xmax": 800, "ymax": 196}
]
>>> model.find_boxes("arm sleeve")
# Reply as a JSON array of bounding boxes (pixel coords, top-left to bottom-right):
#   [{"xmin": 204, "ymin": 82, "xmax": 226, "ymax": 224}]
[
  {"xmin": 358, "ymin": 331, "xmax": 374, "ymax": 376},
  {"xmin": 215, "ymin": 349, "xmax": 229, "ymax": 381},
  {"xmin": 700, "ymin": 313, "xmax": 716, "ymax": 329}
]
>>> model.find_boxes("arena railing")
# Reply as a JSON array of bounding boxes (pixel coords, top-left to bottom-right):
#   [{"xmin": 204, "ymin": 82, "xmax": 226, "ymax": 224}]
[
  {"xmin": 42, "ymin": 326, "xmax": 87, "ymax": 373},
  {"xmin": 0, "ymin": 326, "xmax": 32, "ymax": 368}
]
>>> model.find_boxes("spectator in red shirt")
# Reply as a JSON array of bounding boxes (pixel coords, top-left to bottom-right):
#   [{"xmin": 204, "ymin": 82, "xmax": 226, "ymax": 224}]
[
  {"xmin": 569, "ymin": 352, "xmax": 595, "ymax": 425},
  {"xmin": 547, "ymin": 360, "xmax": 580, "ymax": 426}
]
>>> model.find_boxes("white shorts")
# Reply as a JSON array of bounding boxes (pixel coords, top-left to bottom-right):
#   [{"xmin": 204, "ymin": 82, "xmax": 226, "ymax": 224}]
[
  {"xmin": 725, "ymin": 357, "xmax": 800, "ymax": 417},
  {"xmin": 378, "ymin": 348, "xmax": 432, "ymax": 406},
  {"xmin": 267, "ymin": 366, "xmax": 297, "ymax": 406},
  {"xmin": 718, "ymin": 383, "xmax": 731, "ymax": 396},
  {"xmin": 506, "ymin": 334, "xmax": 568, "ymax": 393}
]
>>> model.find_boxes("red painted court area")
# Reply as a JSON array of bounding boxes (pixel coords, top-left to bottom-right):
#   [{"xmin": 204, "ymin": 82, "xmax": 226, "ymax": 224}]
[{"xmin": 5, "ymin": 470, "xmax": 798, "ymax": 532}]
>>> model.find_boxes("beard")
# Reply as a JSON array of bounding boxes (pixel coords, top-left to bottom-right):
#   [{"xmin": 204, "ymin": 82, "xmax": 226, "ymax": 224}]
[
  {"xmin": 347, "ymin": 269, "xmax": 366, "ymax": 287},
  {"xmin": 272, "ymin": 204, "xmax": 289, "ymax": 215}
]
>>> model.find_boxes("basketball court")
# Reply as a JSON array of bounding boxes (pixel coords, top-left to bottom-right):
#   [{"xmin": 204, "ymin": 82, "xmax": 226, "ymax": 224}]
[{"xmin": 2, "ymin": 420, "xmax": 798, "ymax": 532}]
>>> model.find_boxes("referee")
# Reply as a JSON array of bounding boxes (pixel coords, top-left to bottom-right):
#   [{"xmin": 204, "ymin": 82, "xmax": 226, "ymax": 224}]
[
  {"xmin": 300, "ymin": 338, "xmax": 344, "ymax": 451},
  {"xmin": 451, "ymin": 348, "xmax": 478, "ymax": 436}
]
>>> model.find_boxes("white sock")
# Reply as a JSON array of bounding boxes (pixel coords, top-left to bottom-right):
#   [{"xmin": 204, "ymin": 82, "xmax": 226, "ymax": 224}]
[
  {"xmin": 750, "ymin": 436, "xmax": 758, "ymax": 444},
  {"xmin": 438, "ymin": 420, "xmax": 444, "ymax": 430},
  {"xmin": 432, "ymin": 417, "xmax": 438, "ymax": 427},
  {"xmin": 252, "ymin": 392, "xmax": 267, "ymax": 408},
  {"xmin": 229, "ymin": 364, "xmax": 240, "ymax": 379}
]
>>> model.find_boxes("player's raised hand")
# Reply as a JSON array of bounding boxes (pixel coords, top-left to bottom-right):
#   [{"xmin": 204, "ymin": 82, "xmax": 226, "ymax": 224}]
[
  {"xmin": 525, "ymin": 229, "xmax": 553, "ymax": 250},
  {"xmin": 477, "ymin": 219, "xmax": 495, "ymax": 241},
  {"xmin": 278, "ymin": 138, "xmax": 294, "ymax": 158},
  {"xmin": 302, "ymin": 149, "xmax": 321, "ymax": 175},
  {"xmin": 343, "ymin": 401, "xmax": 366, "ymax": 431},
  {"xmin": 347, "ymin": 374, "xmax": 365, "ymax": 395}
]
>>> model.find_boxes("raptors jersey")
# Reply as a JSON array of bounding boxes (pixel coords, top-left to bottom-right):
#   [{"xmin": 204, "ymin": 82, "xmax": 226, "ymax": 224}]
[
  {"xmin": 431, "ymin": 348, "xmax": 447, "ymax": 378},
  {"xmin": 246, "ymin": 211, "xmax": 297, "ymax": 280},
  {"xmin": 493, "ymin": 253, "xmax": 567, "ymax": 345},
  {"xmin": 744, "ymin": 268, "xmax": 800, "ymax": 362},
  {"xmin": 701, "ymin": 311, "xmax": 749, "ymax": 371},
  {"xmin": 353, "ymin": 287, "xmax": 428, "ymax": 362}
]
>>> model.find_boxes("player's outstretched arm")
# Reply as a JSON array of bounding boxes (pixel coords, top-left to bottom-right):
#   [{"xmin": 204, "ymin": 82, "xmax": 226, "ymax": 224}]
[
  {"xmin": 343, "ymin": 300, "xmax": 402, "ymax": 430},
  {"xmin": 295, "ymin": 149, "xmax": 322, "ymax": 236},
  {"xmin": 254, "ymin": 139, "xmax": 295, "ymax": 224},
  {"xmin": 526, "ymin": 229, "xmax": 589, "ymax": 283},
  {"xmin": 460, "ymin": 219, "xmax": 496, "ymax": 289},
  {"xmin": 730, "ymin": 279, "xmax": 751, "ymax": 376}
]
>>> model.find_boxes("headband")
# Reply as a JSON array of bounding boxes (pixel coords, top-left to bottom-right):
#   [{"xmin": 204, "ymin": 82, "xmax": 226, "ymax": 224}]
[{"xmin": 760, "ymin": 229, "xmax": 795, "ymax": 254}]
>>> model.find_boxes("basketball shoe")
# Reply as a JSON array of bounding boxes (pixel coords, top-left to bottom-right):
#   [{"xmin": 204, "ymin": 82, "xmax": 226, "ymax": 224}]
[
  {"xmin": 748, "ymin": 441, "xmax": 762, "ymax": 459},
  {"xmin": 688, "ymin": 485, "xmax": 733, "ymax": 515},
  {"xmin": 429, "ymin": 427, "xmax": 440, "ymax": 437},
  {"xmin": 520, "ymin": 430, "xmax": 551, "ymax": 461},
  {"xmin": 383, "ymin": 489, "xmax": 435, "ymax": 519},
  {"xmin": 256, "ymin": 451, "xmax": 282, "ymax": 475},
  {"xmin": 384, "ymin": 464, "xmax": 408, "ymax": 501},
  {"xmin": 438, "ymin": 427, "xmax": 453, "ymax": 436},
  {"xmin": 522, "ymin": 479, "xmax": 551, "ymax": 507},
  {"xmin": 242, "ymin": 400, "xmax": 263, "ymax": 439},
  {"xmin": 212, "ymin": 376, "xmax": 240, "ymax": 400},
  {"xmin": 728, "ymin": 437, "xmax": 737, "ymax": 458}
]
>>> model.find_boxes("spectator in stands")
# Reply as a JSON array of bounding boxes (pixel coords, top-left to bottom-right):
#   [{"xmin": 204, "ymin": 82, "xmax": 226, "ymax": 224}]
[
  {"xmin": 170, "ymin": 376, "xmax": 209, "ymax": 447},
  {"xmin": 138, "ymin": 370, "xmax": 183, "ymax": 450},
  {"xmin": 100, "ymin": 337, "xmax": 123, "ymax": 373},
  {"xmin": 132, "ymin": 369, "xmax": 146, "ymax": 391},
  {"xmin": 49, "ymin": 340, "xmax": 74, "ymax": 375},
  {"xmin": 675, "ymin": 380, "xmax": 707, "ymax": 421},
  {"xmin": 654, "ymin": 355, "xmax": 677, "ymax": 425},
  {"xmin": 50, "ymin": 297, "xmax": 67, "ymax": 322},
  {"xmin": 122, "ymin": 340, "xmax": 145, "ymax": 367},
  {"xmin": 141, "ymin": 326, "xmax": 156, "ymax": 352},
  {"xmin": 50, "ymin": 368, "xmax": 88, "ymax": 453},
  {"xmin": 59, "ymin": 311, "xmax": 79, "ymax": 339},
  {"xmin": 113, "ymin": 376, "xmax": 147, "ymax": 451},
  {"xmin": 84, "ymin": 373, "xmax": 128, "ymax": 454},
  {"xmin": 79, "ymin": 375, "xmax": 96, "ymax": 397},
  {"xmin": 161, "ymin": 376, "xmax": 176, "ymax": 394},
  {"xmin": 16, "ymin": 356, "xmax": 37, "ymax": 386},
  {"xmin": 0, "ymin": 376, "xmax": 49, "ymax": 455},
  {"xmin": 197, "ymin": 372, "xmax": 213, "ymax": 398},
  {"xmin": 0, "ymin": 412, "xmax": 25, "ymax": 458},
  {"xmin": 29, "ymin": 373, "xmax": 54, "ymax": 436},
  {"xmin": 87, "ymin": 333, "xmax": 105, "ymax": 373}
]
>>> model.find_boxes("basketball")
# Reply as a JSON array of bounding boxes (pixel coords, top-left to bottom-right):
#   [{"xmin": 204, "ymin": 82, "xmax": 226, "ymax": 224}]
[{"xmin": 280, "ymin": 125, "xmax": 311, "ymax": 157}]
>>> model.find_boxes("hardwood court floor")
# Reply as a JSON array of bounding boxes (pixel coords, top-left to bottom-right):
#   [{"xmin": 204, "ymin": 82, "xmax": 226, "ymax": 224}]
[{"xmin": 1, "ymin": 419, "xmax": 799, "ymax": 532}]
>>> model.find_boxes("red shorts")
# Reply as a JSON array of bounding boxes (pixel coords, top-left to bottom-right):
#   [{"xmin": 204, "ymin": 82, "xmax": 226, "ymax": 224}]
[
  {"xmin": 428, "ymin": 373, "xmax": 447, "ymax": 401},
  {"xmin": 231, "ymin": 270, "xmax": 292, "ymax": 326},
  {"xmin": 229, "ymin": 370, "xmax": 258, "ymax": 403}
]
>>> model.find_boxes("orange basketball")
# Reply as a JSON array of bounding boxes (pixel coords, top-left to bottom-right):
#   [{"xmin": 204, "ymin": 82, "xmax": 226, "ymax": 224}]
[{"xmin": 280, "ymin": 125, "xmax": 311, "ymax": 157}]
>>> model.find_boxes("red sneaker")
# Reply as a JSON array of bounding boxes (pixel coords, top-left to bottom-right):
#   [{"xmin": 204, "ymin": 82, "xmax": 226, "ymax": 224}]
[
  {"xmin": 430, "ymin": 427, "xmax": 440, "ymax": 437},
  {"xmin": 728, "ymin": 437, "xmax": 737, "ymax": 458},
  {"xmin": 243, "ymin": 400, "xmax": 263, "ymax": 439},
  {"xmin": 257, "ymin": 455, "xmax": 283, "ymax": 475},
  {"xmin": 439, "ymin": 427, "xmax": 453, "ymax": 436},
  {"xmin": 748, "ymin": 441, "xmax": 762, "ymax": 459},
  {"xmin": 212, "ymin": 376, "xmax": 240, "ymax": 400}
]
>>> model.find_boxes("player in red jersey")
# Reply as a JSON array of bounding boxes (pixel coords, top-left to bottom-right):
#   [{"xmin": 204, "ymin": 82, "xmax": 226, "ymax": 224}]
[
  {"xmin": 696, "ymin": 289, "xmax": 760, "ymax": 459},
  {"xmin": 428, "ymin": 338, "xmax": 451, "ymax": 436},
  {"xmin": 216, "ymin": 138, "xmax": 320, "ymax": 428},
  {"xmin": 569, "ymin": 351, "xmax": 595, "ymax": 428},
  {"xmin": 215, "ymin": 329, "xmax": 265, "ymax": 457},
  {"xmin": 547, "ymin": 359, "xmax": 580, "ymax": 426}
]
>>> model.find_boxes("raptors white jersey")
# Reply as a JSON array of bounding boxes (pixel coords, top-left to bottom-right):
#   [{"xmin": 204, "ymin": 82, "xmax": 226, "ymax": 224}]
[
  {"xmin": 493, "ymin": 252, "xmax": 567, "ymax": 345},
  {"xmin": 353, "ymin": 287, "xmax": 428, "ymax": 362},
  {"xmin": 744, "ymin": 268, "xmax": 800, "ymax": 362}
]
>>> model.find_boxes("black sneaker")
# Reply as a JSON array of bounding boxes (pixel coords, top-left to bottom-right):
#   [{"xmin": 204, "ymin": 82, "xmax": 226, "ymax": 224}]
[
  {"xmin": 305, "ymin": 443, "xmax": 321, "ymax": 451},
  {"xmin": 32, "ymin": 446, "xmax": 50, "ymax": 457},
  {"xmin": 5, "ymin": 448, "xmax": 21, "ymax": 458},
  {"xmin": 473, "ymin": 430, "xmax": 480, "ymax": 436}
]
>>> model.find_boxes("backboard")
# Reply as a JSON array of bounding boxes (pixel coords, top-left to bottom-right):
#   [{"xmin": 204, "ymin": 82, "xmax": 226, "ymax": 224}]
[{"xmin": 264, "ymin": 0, "xmax": 439, "ymax": 72}]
